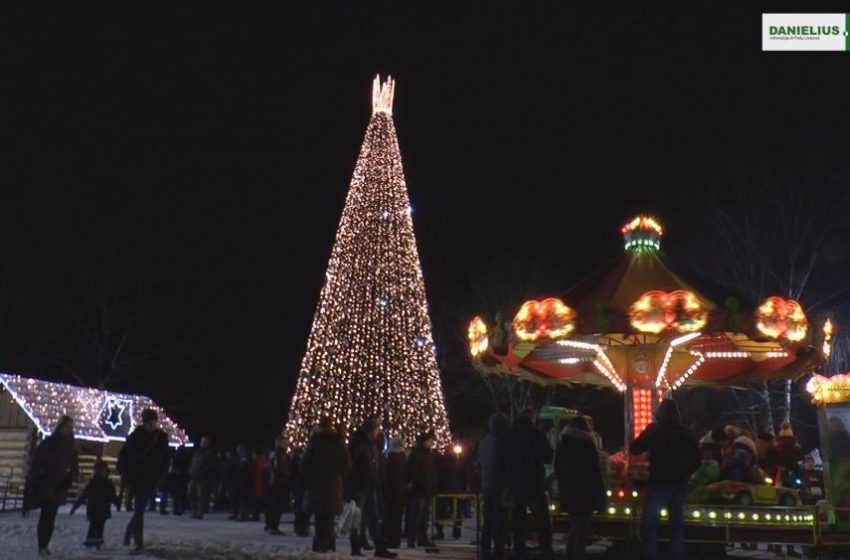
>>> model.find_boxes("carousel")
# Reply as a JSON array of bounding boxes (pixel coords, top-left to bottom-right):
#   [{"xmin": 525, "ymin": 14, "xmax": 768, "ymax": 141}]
[{"xmin": 468, "ymin": 215, "xmax": 834, "ymax": 548}]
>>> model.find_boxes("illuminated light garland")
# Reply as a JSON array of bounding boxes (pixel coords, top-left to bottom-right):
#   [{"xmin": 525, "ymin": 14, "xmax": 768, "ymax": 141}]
[
  {"xmin": 621, "ymin": 215, "xmax": 663, "ymax": 252},
  {"xmin": 655, "ymin": 332, "xmax": 703, "ymax": 388},
  {"xmin": 756, "ymin": 296, "xmax": 808, "ymax": 342},
  {"xmin": 0, "ymin": 373, "xmax": 189, "ymax": 447},
  {"xmin": 555, "ymin": 339, "xmax": 626, "ymax": 391},
  {"xmin": 629, "ymin": 290, "xmax": 708, "ymax": 334},
  {"xmin": 632, "ymin": 387, "xmax": 653, "ymax": 439},
  {"xmin": 670, "ymin": 351, "xmax": 706, "ymax": 390},
  {"xmin": 704, "ymin": 351, "xmax": 750, "ymax": 359},
  {"xmin": 467, "ymin": 316, "xmax": 489, "ymax": 358},
  {"xmin": 282, "ymin": 76, "xmax": 451, "ymax": 451},
  {"xmin": 807, "ymin": 373, "xmax": 850, "ymax": 404},
  {"xmin": 824, "ymin": 318, "xmax": 834, "ymax": 358},
  {"xmin": 703, "ymin": 350, "xmax": 789, "ymax": 359},
  {"xmin": 558, "ymin": 357, "xmax": 592, "ymax": 365},
  {"xmin": 512, "ymin": 298, "xmax": 577, "ymax": 342}
]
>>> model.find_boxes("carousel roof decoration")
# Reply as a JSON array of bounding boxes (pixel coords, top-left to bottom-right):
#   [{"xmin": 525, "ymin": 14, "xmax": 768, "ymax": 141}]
[
  {"xmin": 823, "ymin": 319, "xmax": 834, "ymax": 358},
  {"xmin": 512, "ymin": 298, "xmax": 577, "ymax": 342},
  {"xmin": 468, "ymin": 316, "xmax": 489, "ymax": 358},
  {"xmin": 0, "ymin": 373, "xmax": 191, "ymax": 447},
  {"xmin": 469, "ymin": 214, "xmax": 824, "ymax": 442},
  {"xmin": 807, "ymin": 372, "xmax": 850, "ymax": 405}
]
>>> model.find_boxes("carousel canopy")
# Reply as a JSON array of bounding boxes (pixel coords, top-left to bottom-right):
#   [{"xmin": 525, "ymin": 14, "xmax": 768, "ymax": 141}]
[{"xmin": 470, "ymin": 215, "xmax": 823, "ymax": 392}]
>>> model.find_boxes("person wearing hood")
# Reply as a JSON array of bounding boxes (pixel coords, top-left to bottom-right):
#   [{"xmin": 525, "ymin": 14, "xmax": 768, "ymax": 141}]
[
  {"xmin": 25, "ymin": 415, "xmax": 79, "ymax": 556},
  {"xmin": 302, "ymin": 417, "xmax": 351, "ymax": 553},
  {"xmin": 477, "ymin": 413, "xmax": 510, "ymax": 559},
  {"xmin": 383, "ymin": 438, "xmax": 408, "ymax": 549},
  {"xmin": 631, "ymin": 399, "xmax": 700, "ymax": 560},
  {"xmin": 555, "ymin": 415, "xmax": 605, "ymax": 560},
  {"xmin": 349, "ymin": 417, "xmax": 397, "ymax": 558},
  {"xmin": 504, "ymin": 408, "xmax": 554, "ymax": 560},
  {"xmin": 406, "ymin": 431, "xmax": 438, "ymax": 549},
  {"xmin": 117, "ymin": 408, "xmax": 170, "ymax": 551},
  {"xmin": 71, "ymin": 460, "xmax": 120, "ymax": 549}
]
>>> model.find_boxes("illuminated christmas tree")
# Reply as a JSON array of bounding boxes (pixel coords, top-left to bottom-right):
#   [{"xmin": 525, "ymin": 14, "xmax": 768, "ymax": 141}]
[{"xmin": 283, "ymin": 76, "xmax": 451, "ymax": 450}]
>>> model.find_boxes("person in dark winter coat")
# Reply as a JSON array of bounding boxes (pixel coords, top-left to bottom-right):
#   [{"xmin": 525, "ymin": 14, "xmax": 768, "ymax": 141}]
[
  {"xmin": 349, "ymin": 418, "xmax": 396, "ymax": 558},
  {"xmin": 71, "ymin": 460, "xmax": 120, "ymax": 549},
  {"xmin": 719, "ymin": 436, "xmax": 763, "ymax": 484},
  {"xmin": 477, "ymin": 413, "xmax": 510, "ymax": 559},
  {"xmin": 631, "ymin": 399, "xmax": 700, "ymax": 560},
  {"xmin": 189, "ymin": 436, "xmax": 218, "ymax": 519},
  {"xmin": 252, "ymin": 449, "xmax": 268, "ymax": 521},
  {"xmin": 830, "ymin": 417, "xmax": 850, "ymax": 457},
  {"xmin": 383, "ymin": 438, "xmax": 408, "ymax": 549},
  {"xmin": 220, "ymin": 450, "xmax": 239, "ymax": 514},
  {"xmin": 117, "ymin": 408, "xmax": 170, "ymax": 551},
  {"xmin": 25, "ymin": 415, "xmax": 79, "ymax": 556},
  {"xmin": 230, "ymin": 443, "xmax": 254, "ymax": 521},
  {"xmin": 774, "ymin": 420, "xmax": 804, "ymax": 486},
  {"xmin": 555, "ymin": 415, "xmax": 605, "ymax": 560},
  {"xmin": 504, "ymin": 409, "xmax": 553, "ymax": 560},
  {"xmin": 407, "ymin": 431, "xmax": 438, "ymax": 549},
  {"xmin": 290, "ymin": 449, "xmax": 310, "ymax": 536},
  {"xmin": 302, "ymin": 418, "xmax": 351, "ymax": 553},
  {"xmin": 434, "ymin": 447, "xmax": 464, "ymax": 540},
  {"xmin": 265, "ymin": 435, "xmax": 291, "ymax": 535}
]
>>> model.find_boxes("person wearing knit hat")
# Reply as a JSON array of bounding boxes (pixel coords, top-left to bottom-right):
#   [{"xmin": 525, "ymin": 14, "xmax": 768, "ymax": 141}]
[
  {"xmin": 687, "ymin": 435, "xmax": 721, "ymax": 504},
  {"xmin": 773, "ymin": 420, "xmax": 804, "ymax": 483}
]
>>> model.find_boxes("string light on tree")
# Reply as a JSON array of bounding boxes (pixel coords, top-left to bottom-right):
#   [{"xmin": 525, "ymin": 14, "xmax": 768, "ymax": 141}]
[{"xmin": 283, "ymin": 76, "xmax": 452, "ymax": 450}]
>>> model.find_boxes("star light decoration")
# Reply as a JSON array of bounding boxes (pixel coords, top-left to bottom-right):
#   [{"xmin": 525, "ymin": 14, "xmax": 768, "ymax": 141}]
[
  {"xmin": 100, "ymin": 396, "xmax": 130, "ymax": 431},
  {"xmin": 282, "ymin": 76, "xmax": 451, "ymax": 451}
]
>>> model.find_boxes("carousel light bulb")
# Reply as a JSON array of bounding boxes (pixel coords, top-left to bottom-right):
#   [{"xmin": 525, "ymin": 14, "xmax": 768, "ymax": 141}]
[{"xmin": 282, "ymin": 76, "xmax": 452, "ymax": 451}]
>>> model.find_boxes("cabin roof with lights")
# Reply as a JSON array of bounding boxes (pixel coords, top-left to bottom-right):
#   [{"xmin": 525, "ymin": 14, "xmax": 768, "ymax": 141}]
[{"xmin": 0, "ymin": 373, "xmax": 190, "ymax": 447}]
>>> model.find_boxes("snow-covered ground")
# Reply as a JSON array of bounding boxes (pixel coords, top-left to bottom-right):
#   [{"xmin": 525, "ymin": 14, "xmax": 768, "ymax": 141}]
[
  {"xmin": 0, "ymin": 506, "xmax": 807, "ymax": 559},
  {"xmin": 0, "ymin": 506, "xmax": 479, "ymax": 560}
]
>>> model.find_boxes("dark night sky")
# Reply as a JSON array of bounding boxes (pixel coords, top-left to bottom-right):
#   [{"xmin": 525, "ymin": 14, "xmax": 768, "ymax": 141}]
[{"xmin": 1, "ymin": 3, "xmax": 849, "ymax": 446}]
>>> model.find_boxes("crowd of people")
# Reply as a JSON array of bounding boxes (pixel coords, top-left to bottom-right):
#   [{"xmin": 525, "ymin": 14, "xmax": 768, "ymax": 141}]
[{"xmin": 21, "ymin": 401, "xmax": 822, "ymax": 560}]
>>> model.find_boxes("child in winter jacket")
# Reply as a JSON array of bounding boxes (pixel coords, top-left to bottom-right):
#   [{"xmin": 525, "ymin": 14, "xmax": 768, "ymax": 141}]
[
  {"xmin": 719, "ymin": 436, "xmax": 764, "ymax": 484},
  {"xmin": 71, "ymin": 460, "xmax": 119, "ymax": 549},
  {"xmin": 687, "ymin": 435, "xmax": 720, "ymax": 503},
  {"xmin": 800, "ymin": 454, "xmax": 824, "ymax": 504}
]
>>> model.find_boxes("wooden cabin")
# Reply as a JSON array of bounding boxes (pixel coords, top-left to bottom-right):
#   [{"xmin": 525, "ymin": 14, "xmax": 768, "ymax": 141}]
[{"xmin": 0, "ymin": 373, "xmax": 190, "ymax": 509}]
